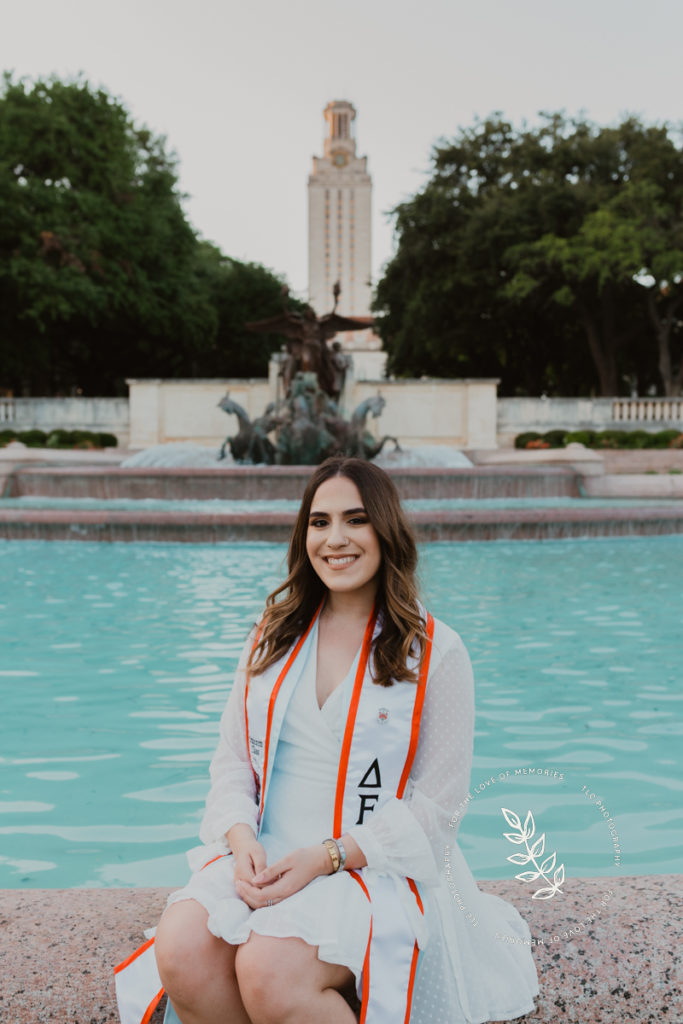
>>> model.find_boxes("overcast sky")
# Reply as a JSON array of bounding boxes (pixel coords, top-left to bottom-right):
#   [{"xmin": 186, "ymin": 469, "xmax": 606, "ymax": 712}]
[{"xmin": 3, "ymin": 0, "xmax": 683, "ymax": 304}]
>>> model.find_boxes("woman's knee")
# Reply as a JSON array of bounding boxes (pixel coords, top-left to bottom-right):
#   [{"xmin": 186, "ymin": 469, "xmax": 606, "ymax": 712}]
[
  {"xmin": 236, "ymin": 935, "xmax": 305, "ymax": 1018},
  {"xmin": 155, "ymin": 900, "xmax": 235, "ymax": 1002},
  {"xmin": 236, "ymin": 934, "xmax": 351, "ymax": 1021}
]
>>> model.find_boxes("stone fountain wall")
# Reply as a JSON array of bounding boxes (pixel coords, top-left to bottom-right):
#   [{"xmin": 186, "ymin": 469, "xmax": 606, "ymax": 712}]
[{"xmin": 125, "ymin": 375, "xmax": 500, "ymax": 450}]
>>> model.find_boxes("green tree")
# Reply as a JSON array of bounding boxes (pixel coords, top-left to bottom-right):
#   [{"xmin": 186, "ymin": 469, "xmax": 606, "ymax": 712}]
[
  {"xmin": 0, "ymin": 74, "xmax": 215, "ymax": 394},
  {"xmin": 0, "ymin": 74, "xmax": 302, "ymax": 395},
  {"xmin": 375, "ymin": 113, "xmax": 682, "ymax": 396}
]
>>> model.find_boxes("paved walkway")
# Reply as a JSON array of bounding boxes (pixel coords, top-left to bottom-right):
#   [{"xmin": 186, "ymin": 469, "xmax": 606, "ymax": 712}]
[{"xmin": 1, "ymin": 874, "xmax": 680, "ymax": 1023}]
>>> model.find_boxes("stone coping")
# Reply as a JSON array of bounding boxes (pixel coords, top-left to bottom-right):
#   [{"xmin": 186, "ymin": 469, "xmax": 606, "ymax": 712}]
[
  {"xmin": 584, "ymin": 475, "xmax": 683, "ymax": 498},
  {"xmin": 1, "ymin": 874, "xmax": 680, "ymax": 1023}
]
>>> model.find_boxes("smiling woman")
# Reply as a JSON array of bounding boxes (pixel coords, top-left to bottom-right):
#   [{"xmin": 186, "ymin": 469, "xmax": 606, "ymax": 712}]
[{"xmin": 116, "ymin": 457, "xmax": 539, "ymax": 1024}]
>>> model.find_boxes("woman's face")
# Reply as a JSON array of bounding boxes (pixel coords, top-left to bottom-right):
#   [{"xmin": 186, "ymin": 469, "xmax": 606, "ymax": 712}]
[{"xmin": 305, "ymin": 475, "xmax": 382, "ymax": 598}]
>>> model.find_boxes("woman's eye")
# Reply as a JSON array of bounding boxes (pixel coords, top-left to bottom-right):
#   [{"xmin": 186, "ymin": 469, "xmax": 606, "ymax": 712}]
[
  {"xmin": 348, "ymin": 517, "xmax": 368, "ymax": 525},
  {"xmin": 310, "ymin": 518, "xmax": 328, "ymax": 528}
]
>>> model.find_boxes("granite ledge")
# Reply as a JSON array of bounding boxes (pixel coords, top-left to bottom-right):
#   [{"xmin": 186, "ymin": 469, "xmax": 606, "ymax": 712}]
[{"xmin": 0, "ymin": 874, "xmax": 680, "ymax": 1023}]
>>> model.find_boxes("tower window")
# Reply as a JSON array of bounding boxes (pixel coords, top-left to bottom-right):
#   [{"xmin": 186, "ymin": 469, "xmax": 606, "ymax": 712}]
[{"xmin": 333, "ymin": 112, "xmax": 349, "ymax": 139}]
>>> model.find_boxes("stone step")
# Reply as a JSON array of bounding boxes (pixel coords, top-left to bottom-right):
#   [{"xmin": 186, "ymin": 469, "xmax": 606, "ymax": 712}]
[{"xmin": 0, "ymin": 875, "xmax": 679, "ymax": 1023}]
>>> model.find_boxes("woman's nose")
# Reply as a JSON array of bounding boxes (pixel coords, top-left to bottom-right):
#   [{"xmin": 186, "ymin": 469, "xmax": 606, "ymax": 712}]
[{"xmin": 327, "ymin": 520, "xmax": 349, "ymax": 546}]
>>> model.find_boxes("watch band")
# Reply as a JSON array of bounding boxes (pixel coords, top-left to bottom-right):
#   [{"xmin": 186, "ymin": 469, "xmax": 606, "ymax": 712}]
[
  {"xmin": 335, "ymin": 836, "xmax": 347, "ymax": 871},
  {"xmin": 322, "ymin": 838, "xmax": 341, "ymax": 873}
]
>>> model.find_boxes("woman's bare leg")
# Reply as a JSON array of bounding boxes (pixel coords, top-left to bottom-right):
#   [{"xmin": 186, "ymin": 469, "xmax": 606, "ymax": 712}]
[
  {"xmin": 236, "ymin": 933, "xmax": 357, "ymax": 1024},
  {"xmin": 154, "ymin": 899, "xmax": 251, "ymax": 1024}
]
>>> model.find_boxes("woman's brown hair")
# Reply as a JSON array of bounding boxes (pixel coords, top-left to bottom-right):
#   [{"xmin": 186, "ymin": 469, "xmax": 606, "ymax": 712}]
[{"xmin": 248, "ymin": 456, "xmax": 427, "ymax": 686}]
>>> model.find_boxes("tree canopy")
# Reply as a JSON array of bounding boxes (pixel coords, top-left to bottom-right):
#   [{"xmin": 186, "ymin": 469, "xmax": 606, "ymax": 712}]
[
  {"xmin": 374, "ymin": 113, "xmax": 683, "ymax": 396},
  {"xmin": 0, "ymin": 74, "xmax": 302, "ymax": 395}
]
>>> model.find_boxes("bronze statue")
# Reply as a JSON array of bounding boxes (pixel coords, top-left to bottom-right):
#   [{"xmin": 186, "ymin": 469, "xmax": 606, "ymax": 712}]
[{"xmin": 245, "ymin": 282, "xmax": 368, "ymax": 400}]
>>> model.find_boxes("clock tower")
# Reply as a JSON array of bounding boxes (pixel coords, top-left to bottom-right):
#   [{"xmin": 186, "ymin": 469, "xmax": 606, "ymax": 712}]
[{"xmin": 308, "ymin": 101, "xmax": 373, "ymax": 331}]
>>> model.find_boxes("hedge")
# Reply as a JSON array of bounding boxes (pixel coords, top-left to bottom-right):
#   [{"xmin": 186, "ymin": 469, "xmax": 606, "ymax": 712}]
[{"xmin": 514, "ymin": 429, "xmax": 682, "ymax": 450}]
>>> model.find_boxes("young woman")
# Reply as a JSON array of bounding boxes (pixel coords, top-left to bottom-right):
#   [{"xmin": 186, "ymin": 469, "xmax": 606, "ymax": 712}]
[{"xmin": 149, "ymin": 457, "xmax": 539, "ymax": 1023}]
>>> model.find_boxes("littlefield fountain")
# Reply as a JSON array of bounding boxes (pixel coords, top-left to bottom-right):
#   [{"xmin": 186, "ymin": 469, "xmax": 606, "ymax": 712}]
[
  {"xmin": 218, "ymin": 285, "xmax": 399, "ymax": 465},
  {"xmin": 1, "ymin": 284, "xmax": 682, "ymax": 540}
]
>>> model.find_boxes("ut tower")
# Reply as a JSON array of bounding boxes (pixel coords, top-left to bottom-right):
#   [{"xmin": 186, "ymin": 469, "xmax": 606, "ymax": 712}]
[{"xmin": 307, "ymin": 100, "xmax": 372, "ymax": 325}]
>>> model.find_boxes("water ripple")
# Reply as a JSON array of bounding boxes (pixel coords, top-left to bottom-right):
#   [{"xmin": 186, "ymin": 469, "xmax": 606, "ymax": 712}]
[{"xmin": 1, "ymin": 536, "xmax": 681, "ymax": 886}]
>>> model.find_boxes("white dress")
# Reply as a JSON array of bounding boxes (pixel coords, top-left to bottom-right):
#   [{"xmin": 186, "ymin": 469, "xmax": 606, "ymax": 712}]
[{"xmin": 167, "ymin": 618, "xmax": 540, "ymax": 1023}]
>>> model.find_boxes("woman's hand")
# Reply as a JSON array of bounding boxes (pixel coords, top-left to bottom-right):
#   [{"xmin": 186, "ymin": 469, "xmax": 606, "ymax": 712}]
[
  {"xmin": 227, "ymin": 823, "xmax": 267, "ymax": 889},
  {"xmin": 234, "ymin": 844, "xmax": 331, "ymax": 910}
]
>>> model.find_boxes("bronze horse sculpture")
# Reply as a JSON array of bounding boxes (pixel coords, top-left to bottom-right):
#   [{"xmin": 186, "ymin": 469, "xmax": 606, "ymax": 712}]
[{"xmin": 218, "ymin": 377, "xmax": 400, "ymax": 466}]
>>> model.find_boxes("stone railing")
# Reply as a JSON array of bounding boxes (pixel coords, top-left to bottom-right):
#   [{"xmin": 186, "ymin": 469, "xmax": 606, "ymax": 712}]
[
  {"xmin": 612, "ymin": 397, "xmax": 683, "ymax": 422},
  {"xmin": 0, "ymin": 396, "xmax": 130, "ymax": 445},
  {"xmin": 0, "ymin": 396, "xmax": 16, "ymax": 422},
  {"xmin": 498, "ymin": 396, "xmax": 683, "ymax": 446}
]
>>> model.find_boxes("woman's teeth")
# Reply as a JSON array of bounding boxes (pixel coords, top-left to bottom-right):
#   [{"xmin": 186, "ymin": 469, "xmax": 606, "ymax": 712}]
[{"xmin": 326, "ymin": 555, "xmax": 357, "ymax": 566}]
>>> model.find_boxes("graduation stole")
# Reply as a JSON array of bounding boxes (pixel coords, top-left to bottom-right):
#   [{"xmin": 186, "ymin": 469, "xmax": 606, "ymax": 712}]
[{"xmin": 245, "ymin": 603, "xmax": 435, "ymax": 1024}]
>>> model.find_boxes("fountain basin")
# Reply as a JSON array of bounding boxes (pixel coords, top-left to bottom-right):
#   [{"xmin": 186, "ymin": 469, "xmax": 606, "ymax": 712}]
[
  {"xmin": 3, "ymin": 463, "xmax": 582, "ymax": 501},
  {"xmin": 1, "ymin": 502, "xmax": 682, "ymax": 541}
]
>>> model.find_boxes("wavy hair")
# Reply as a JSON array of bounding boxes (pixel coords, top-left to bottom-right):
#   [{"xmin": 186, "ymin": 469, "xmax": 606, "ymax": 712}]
[{"xmin": 248, "ymin": 456, "xmax": 427, "ymax": 686}]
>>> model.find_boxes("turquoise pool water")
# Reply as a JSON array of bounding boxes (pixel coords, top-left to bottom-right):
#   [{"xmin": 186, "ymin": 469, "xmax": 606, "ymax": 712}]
[{"xmin": 1, "ymin": 537, "xmax": 681, "ymax": 888}]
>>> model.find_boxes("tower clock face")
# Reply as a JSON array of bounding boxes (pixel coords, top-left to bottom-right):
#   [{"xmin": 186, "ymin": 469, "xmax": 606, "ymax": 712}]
[{"xmin": 332, "ymin": 151, "xmax": 348, "ymax": 168}]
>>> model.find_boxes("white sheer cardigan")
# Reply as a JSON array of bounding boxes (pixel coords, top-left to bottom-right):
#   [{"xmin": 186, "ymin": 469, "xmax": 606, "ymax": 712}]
[{"xmin": 192, "ymin": 618, "xmax": 539, "ymax": 1024}]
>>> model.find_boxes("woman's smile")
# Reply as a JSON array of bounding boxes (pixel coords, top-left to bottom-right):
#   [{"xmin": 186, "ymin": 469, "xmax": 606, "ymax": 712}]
[{"xmin": 323, "ymin": 554, "xmax": 359, "ymax": 568}]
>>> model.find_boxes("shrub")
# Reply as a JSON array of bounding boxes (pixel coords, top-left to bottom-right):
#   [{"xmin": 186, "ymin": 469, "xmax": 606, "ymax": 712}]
[
  {"xmin": 17, "ymin": 429, "xmax": 48, "ymax": 446},
  {"xmin": 593, "ymin": 430, "xmax": 624, "ymax": 449},
  {"xmin": 46, "ymin": 429, "xmax": 73, "ymax": 447},
  {"xmin": 620, "ymin": 430, "xmax": 652, "ymax": 449},
  {"xmin": 515, "ymin": 432, "xmax": 542, "ymax": 449},
  {"xmin": 45, "ymin": 428, "xmax": 118, "ymax": 448},
  {"xmin": 96, "ymin": 432, "xmax": 118, "ymax": 448},
  {"xmin": 542, "ymin": 430, "xmax": 568, "ymax": 448},
  {"xmin": 518, "ymin": 426, "xmax": 683, "ymax": 450},
  {"xmin": 650, "ymin": 429, "xmax": 681, "ymax": 448},
  {"xmin": 564, "ymin": 430, "xmax": 597, "ymax": 447}
]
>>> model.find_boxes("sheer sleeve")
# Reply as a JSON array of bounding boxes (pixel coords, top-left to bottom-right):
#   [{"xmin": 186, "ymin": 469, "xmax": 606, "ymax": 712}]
[
  {"xmin": 346, "ymin": 625, "xmax": 474, "ymax": 886},
  {"xmin": 198, "ymin": 630, "xmax": 260, "ymax": 847}
]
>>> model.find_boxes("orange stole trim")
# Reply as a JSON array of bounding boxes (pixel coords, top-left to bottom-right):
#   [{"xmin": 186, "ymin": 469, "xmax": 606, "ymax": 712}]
[
  {"xmin": 333, "ymin": 607, "xmax": 378, "ymax": 837},
  {"xmin": 258, "ymin": 605, "xmax": 322, "ymax": 819},
  {"xmin": 347, "ymin": 867, "xmax": 371, "ymax": 900},
  {"xmin": 406, "ymin": 876, "xmax": 424, "ymax": 914},
  {"xmin": 397, "ymin": 612, "xmax": 434, "ymax": 799},
  {"xmin": 200, "ymin": 853, "xmax": 229, "ymax": 871},
  {"xmin": 404, "ymin": 877, "xmax": 425, "ymax": 1021},
  {"xmin": 114, "ymin": 936, "xmax": 155, "ymax": 975},
  {"xmin": 403, "ymin": 943, "xmax": 420, "ymax": 1024},
  {"xmin": 358, "ymin": 920, "xmax": 372, "ymax": 1024},
  {"xmin": 347, "ymin": 868, "xmax": 373, "ymax": 1023},
  {"xmin": 244, "ymin": 624, "xmax": 262, "ymax": 790},
  {"xmin": 141, "ymin": 987, "xmax": 165, "ymax": 1024}
]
